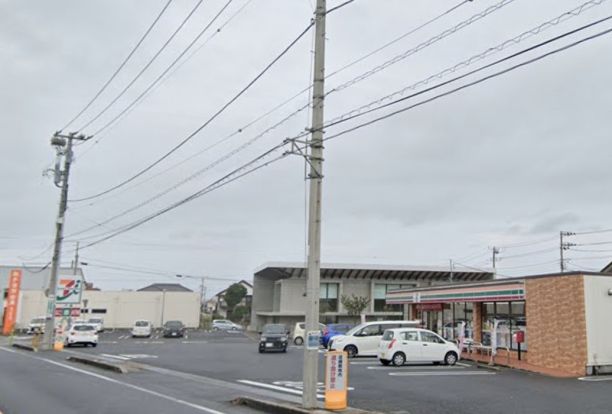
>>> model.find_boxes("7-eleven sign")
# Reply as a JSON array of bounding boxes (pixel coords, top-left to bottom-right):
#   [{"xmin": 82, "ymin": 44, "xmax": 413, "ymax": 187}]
[{"xmin": 56, "ymin": 277, "xmax": 83, "ymax": 305}]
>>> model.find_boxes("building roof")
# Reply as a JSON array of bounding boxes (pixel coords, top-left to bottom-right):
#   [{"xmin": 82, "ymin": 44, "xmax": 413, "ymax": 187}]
[
  {"xmin": 137, "ymin": 283, "xmax": 192, "ymax": 292},
  {"xmin": 602, "ymin": 261, "xmax": 612, "ymax": 273},
  {"xmin": 254, "ymin": 261, "xmax": 493, "ymax": 282}
]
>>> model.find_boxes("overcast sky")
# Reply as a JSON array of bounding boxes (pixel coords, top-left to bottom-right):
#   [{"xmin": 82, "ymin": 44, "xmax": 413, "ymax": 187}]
[{"xmin": 2, "ymin": 0, "xmax": 612, "ymax": 294}]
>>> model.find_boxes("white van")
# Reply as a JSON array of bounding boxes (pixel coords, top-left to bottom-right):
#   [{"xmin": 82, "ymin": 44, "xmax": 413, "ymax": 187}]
[
  {"xmin": 292, "ymin": 322, "xmax": 326, "ymax": 345},
  {"xmin": 328, "ymin": 320, "xmax": 420, "ymax": 357}
]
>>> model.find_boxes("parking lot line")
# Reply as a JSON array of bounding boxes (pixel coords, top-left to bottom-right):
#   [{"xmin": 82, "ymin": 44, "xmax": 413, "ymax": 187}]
[
  {"xmin": 237, "ymin": 380, "xmax": 324, "ymax": 399},
  {"xmin": 367, "ymin": 365, "xmax": 466, "ymax": 370},
  {"xmin": 101, "ymin": 353, "xmax": 131, "ymax": 361},
  {"xmin": 578, "ymin": 376, "xmax": 612, "ymax": 382},
  {"xmin": 389, "ymin": 371, "xmax": 495, "ymax": 376}
]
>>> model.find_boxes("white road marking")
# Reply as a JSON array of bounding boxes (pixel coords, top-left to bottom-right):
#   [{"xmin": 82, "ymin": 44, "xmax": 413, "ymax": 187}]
[
  {"xmin": 120, "ymin": 354, "xmax": 158, "ymax": 359},
  {"xmin": 182, "ymin": 341, "xmax": 208, "ymax": 344},
  {"xmin": 101, "ymin": 353, "xmax": 131, "ymax": 361},
  {"xmin": 0, "ymin": 347, "xmax": 226, "ymax": 413},
  {"xmin": 237, "ymin": 380, "xmax": 324, "ymax": 399},
  {"xmin": 367, "ymin": 365, "xmax": 465, "ymax": 370},
  {"xmin": 350, "ymin": 361, "xmax": 377, "ymax": 365},
  {"xmin": 389, "ymin": 371, "xmax": 495, "ymax": 376},
  {"xmin": 100, "ymin": 341, "xmax": 118, "ymax": 344},
  {"xmin": 578, "ymin": 376, "xmax": 612, "ymax": 382}
]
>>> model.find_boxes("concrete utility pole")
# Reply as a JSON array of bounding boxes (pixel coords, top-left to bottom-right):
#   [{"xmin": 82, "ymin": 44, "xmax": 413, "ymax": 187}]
[
  {"xmin": 560, "ymin": 231, "xmax": 575, "ymax": 272},
  {"xmin": 303, "ymin": 0, "xmax": 326, "ymax": 409},
  {"xmin": 491, "ymin": 246, "xmax": 500, "ymax": 277},
  {"xmin": 43, "ymin": 132, "xmax": 88, "ymax": 350},
  {"xmin": 449, "ymin": 259, "xmax": 454, "ymax": 282},
  {"xmin": 72, "ymin": 241, "xmax": 80, "ymax": 275}
]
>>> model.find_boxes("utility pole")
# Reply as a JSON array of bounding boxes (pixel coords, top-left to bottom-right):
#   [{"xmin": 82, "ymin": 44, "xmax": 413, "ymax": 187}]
[
  {"xmin": 449, "ymin": 259, "xmax": 454, "ymax": 282},
  {"xmin": 73, "ymin": 241, "xmax": 80, "ymax": 275},
  {"xmin": 303, "ymin": 0, "xmax": 326, "ymax": 409},
  {"xmin": 560, "ymin": 231, "xmax": 576, "ymax": 272},
  {"xmin": 42, "ymin": 132, "xmax": 88, "ymax": 351},
  {"xmin": 491, "ymin": 246, "xmax": 500, "ymax": 278}
]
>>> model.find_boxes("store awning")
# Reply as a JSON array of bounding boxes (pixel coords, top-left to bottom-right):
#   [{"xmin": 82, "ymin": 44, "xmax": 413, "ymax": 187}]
[{"xmin": 386, "ymin": 280, "xmax": 525, "ymax": 304}]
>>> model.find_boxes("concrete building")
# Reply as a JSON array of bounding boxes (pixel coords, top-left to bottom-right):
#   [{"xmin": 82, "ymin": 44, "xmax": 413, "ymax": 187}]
[
  {"xmin": 386, "ymin": 271, "xmax": 612, "ymax": 376},
  {"xmin": 1, "ymin": 265, "xmax": 200, "ymax": 331},
  {"xmin": 250, "ymin": 262, "xmax": 493, "ymax": 330}
]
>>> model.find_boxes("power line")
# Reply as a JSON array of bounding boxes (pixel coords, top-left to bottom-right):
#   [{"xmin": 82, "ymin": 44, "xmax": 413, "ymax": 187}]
[
  {"xmin": 60, "ymin": 0, "xmax": 174, "ymax": 131},
  {"xmin": 73, "ymin": 0, "xmax": 469, "ymax": 204},
  {"xmin": 89, "ymin": 0, "xmax": 235, "ymax": 138},
  {"xmin": 573, "ymin": 228, "xmax": 612, "ymax": 235},
  {"xmin": 575, "ymin": 241, "xmax": 612, "ymax": 246},
  {"xmin": 499, "ymin": 247, "xmax": 558, "ymax": 260},
  {"xmin": 76, "ymin": 0, "xmax": 205, "ymax": 132},
  {"xmin": 77, "ymin": 142, "xmax": 288, "ymax": 249},
  {"xmin": 496, "ymin": 259, "xmax": 560, "ymax": 270},
  {"xmin": 69, "ymin": 20, "xmax": 314, "ymax": 203},
  {"xmin": 316, "ymin": 18, "xmax": 612, "ymax": 146}
]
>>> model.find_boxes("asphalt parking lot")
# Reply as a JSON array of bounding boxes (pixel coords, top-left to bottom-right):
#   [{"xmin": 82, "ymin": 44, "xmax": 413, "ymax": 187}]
[{"xmin": 48, "ymin": 329, "xmax": 612, "ymax": 414}]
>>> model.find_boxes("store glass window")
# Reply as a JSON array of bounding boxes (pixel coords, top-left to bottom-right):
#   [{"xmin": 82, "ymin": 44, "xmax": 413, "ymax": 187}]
[
  {"xmin": 481, "ymin": 301, "xmax": 526, "ymax": 350},
  {"xmin": 320, "ymin": 283, "xmax": 339, "ymax": 312}
]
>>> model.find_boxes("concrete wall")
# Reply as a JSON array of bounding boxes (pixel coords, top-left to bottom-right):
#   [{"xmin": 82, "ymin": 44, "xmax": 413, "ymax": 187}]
[
  {"xmin": 279, "ymin": 279, "xmax": 307, "ymax": 311},
  {"xmin": 525, "ymin": 275, "xmax": 588, "ymax": 376},
  {"xmin": 583, "ymin": 275, "xmax": 612, "ymax": 370},
  {"xmin": 15, "ymin": 290, "xmax": 200, "ymax": 329},
  {"xmin": 250, "ymin": 277, "xmax": 275, "ymax": 328}
]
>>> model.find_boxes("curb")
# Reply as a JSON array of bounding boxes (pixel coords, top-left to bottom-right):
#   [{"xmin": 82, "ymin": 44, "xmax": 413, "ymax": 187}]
[
  {"xmin": 12, "ymin": 343, "xmax": 37, "ymax": 352},
  {"xmin": 66, "ymin": 355, "xmax": 127, "ymax": 374},
  {"xmin": 232, "ymin": 396, "xmax": 383, "ymax": 414},
  {"xmin": 476, "ymin": 363, "xmax": 502, "ymax": 372}
]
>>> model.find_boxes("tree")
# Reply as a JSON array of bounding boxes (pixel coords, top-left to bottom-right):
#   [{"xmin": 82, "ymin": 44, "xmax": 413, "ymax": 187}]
[
  {"xmin": 224, "ymin": 283, "xmax": 247, "ymax": 319},
  {"xmin": 341, "ymin": 294, "xmax": 370, "ymax": 323},
  {"xmin": 232, "ymin": 305, "xmax": 249, "ymax": 323}
]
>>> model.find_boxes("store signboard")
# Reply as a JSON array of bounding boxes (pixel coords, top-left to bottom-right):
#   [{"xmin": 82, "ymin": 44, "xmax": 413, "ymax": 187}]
[
  {"xmin": 56, "ymin": 276, "xmax": 83, "ymax": 305},
  {"xmin": 2, "ymin": 270, "xmax": 22, "ymax": 335}
]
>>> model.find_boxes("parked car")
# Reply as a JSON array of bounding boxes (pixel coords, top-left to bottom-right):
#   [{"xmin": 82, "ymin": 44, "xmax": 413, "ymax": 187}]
[
  {"xmin": 163, "ymin": 320, "xmax": 185, "ymax": 338},
  {"xmin": 87, "ymin": 318, "xmax": 105, "ymax": 333},
  {"xmin": 212, "ymin": 319, "xmax": 242, "ymax": 331},
  {"xmin": 27, "ymin": 317, "xmax": 46, "ymax": 334},
  {"xmin": 292, "ymin": 322, "xmax": 326, "ymax": 345},
  {"xmin": 259, "ymin": 324, "xmax": 289, "ymax": 353},
  {"xmin": 378, "ymin": 328, "xmax": 460, "ymax": 366},
  {"xmin": 321, "ymin": 324, "xmax": 353, "ymax": 348},
  {"xmin": 132, "ymin": 320, "xmax": 153, "ymax": 338},
  {"xmin": 65, "ymin": 323, "xmax": 98, "ymax": 347},
  {"xmin": 328, "ymin": 320, "xmax": 420, "ymax": 357}
]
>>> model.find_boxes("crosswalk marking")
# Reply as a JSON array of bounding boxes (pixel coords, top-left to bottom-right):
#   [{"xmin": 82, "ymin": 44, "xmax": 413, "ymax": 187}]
[{"xmin": 237, "ymin": 380, "xmax": 324, "ymax": 399}]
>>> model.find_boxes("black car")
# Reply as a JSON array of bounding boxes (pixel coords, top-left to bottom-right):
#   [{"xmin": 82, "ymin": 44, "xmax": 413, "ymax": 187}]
[
  {"xmin": 258, "ymin": 324, "xmax": 289, "ymax": 353},
  {"xmin": 163, "ymin": 320, "xmax": 185, "ymax": 338}
]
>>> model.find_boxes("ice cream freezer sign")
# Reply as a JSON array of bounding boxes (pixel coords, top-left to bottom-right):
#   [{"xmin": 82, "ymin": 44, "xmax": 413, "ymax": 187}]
[{"xmin": 55, "ymin": 277, "xmax": 83, "ymax": 304}]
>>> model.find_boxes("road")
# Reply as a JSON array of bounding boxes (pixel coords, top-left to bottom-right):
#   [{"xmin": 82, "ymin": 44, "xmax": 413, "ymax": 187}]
[{"xmin": 4, "ymin": 330, "xmax": 612, "ymax": 413}]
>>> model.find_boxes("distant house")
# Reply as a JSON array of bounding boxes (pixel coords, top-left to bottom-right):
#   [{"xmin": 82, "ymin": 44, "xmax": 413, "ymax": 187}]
[
  {"xmin": 137, "ymin": 283, "xmax": 193, "ymax": 292},
  {"xmin": 602, "ymin": 261, "xmax": 612, "ymax": 273},
  {"xmin": 206, "ymin": 280, "xmax": 252, "ymax": 318}
]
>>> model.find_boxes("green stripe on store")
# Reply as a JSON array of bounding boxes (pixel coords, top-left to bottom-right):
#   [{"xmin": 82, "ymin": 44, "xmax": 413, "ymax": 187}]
[{"xmin": 421, "ymin": 289, "xmax": 524, "ymax": 301}]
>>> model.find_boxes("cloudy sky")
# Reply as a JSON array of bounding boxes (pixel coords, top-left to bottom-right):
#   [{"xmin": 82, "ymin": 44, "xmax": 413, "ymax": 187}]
[{"xmin": 2, "ymin": 0, "xmax": 612, "ymax": 294}]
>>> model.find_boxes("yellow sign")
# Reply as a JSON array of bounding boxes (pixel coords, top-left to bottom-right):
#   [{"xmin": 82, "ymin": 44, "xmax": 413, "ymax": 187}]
[{"xmin": 324, "ymin": 350, "xmax": 348, "ymax": 410}]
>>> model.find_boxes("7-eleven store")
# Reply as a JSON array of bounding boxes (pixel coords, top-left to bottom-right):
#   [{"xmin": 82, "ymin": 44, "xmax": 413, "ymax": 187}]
[{"xmin": 386, "ymin": 271, "xmax": 612, "ymax": 377}]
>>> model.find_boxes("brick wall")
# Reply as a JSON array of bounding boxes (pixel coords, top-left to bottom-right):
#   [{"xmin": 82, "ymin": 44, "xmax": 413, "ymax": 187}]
[
  {"xmin": 473, "ymin": 302, "xmax": 482, "ymax": 343},
  {"xmin": 526, "ymin": 275, "xmax": 587, "ymax": 376}
]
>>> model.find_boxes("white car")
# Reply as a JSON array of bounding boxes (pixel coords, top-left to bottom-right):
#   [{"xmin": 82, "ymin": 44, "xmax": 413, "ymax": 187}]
[
  {"xmin": 27, "ymin": 317, "xmax": 46, "ymax": 334},
  {"xmin": 65, "ymin": 323, "xmax": 98, "ymax": 347},
  {"xmin": 87, "ymin": 318, "xmax": 105, "ymax": 333},
  {"xmin": 131, "ymin": 320, "xmax": 153, "ymax": 338},
  {"xmin": 328, "ymin": 320, "xmax": 420, "ymax": 357},
  {"xmin": 378, "ymin": 328, "xmax": 460, "ymax": 366},
  {"xmin": 292, "ymin": 322, "xmax": 326, "ymax": 346},
  {"xmin": 212, "ymin": 319, "xmax": 242, "ymax": 331}
]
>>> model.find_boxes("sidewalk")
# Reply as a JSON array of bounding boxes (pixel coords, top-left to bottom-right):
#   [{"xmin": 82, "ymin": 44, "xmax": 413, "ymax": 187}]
[{"xmin": 461, "ymin": 350, "xmax": 578, "ymax": 378}]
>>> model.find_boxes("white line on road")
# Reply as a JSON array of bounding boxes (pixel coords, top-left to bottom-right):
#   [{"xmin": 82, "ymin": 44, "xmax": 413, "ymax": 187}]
[
  {"xmin": 389, "ymin": 371, "xmax": 495, "ymax": 376},
  {"xmin": 182, "ymin": 341, "xmax": 208, "ymax": 344},
  {"xmin": 0, "ymin": 347, "xmax": 226, "ymax": 414},
  {"xmin": 578, "ymin": 376, "xmax": 612, "ymax": 382},
  {"xmin": 100, "ymin": 353, "xmax": 130, "ymax": 360},
  {"xmin": 100, "ymin": 341, "xmax": 118, "ymax": 344},
  {"xmin": 367, "ymin": 365, "xmax": 465, "ymax": 370},
  {"xmin": 237, "ymin": 380, "xmax": 324, "ymax": 399}
]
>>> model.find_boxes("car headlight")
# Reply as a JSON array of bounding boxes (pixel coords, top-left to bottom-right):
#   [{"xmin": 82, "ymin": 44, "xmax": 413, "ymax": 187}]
[
  {"xmin": 281, "ymin": 336, "xmax": 287, "ymax": 341},
  {"xmin": 260, "ymin": 336, "xmax": 267, "ymax": 341}
]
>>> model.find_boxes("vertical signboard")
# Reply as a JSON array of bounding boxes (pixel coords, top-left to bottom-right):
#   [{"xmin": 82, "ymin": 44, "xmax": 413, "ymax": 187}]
[
  {"xmin": 324, "ymin": 350, "xmax": 348, "ymax": 410},
  {"xmin": 2, "ymin": 269, "xmax": 22, "ymax": 335},
  {"xmin": 56, "ymin": 276, "xmax": 83, "ymax": 305}
]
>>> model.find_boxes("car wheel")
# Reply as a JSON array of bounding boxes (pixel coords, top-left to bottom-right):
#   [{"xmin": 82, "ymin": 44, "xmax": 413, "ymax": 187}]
[
  {"xmin": 392, "ymin": 352, "xmax": 406, "ymax": 366},
  {"xmin": 294, "ymin": 337, "xmax": 303, "ymax": 346},
  {"xmin": 92, "ymin": 343, "xmax": 97, "ymax": 348},
  {"xmin": 282, "ymin": 347, "xmax": 287, "ymax": 353},
  {"xmin": 344, "ymin": 345, "xmax": 358, "ymax": 358},
  {"xmin": 444, "ymin": 351, "xmax": 458, "ymax": 366},
  {"xmin": 258, "ymin": 348, "xmax": 264, "ymax": 353},
  {"xmin": 379, "ymin": 359, "xmax": 391, "ymax": 366}
]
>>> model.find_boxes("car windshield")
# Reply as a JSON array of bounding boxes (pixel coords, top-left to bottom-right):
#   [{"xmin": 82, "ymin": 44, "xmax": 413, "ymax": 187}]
[
  {"xmin": 74, "ymin": 325, "xmax": 95, "ymax": 331},
  {"xmin": 345, "ymin": 323, "xmax": 367, "ymax": 336},
  {"xmin": 165, "ymin": 321, "xmax": 182, "ymax": 328},
  {"xmin": 88, "ymin": 319, "xmax": 102, "ymax": 323},
  {"xmin": 382, "ymin": 330, "xmax": 394, "ymax": 340},
  {"xmin": 31, "ymin": 318, "xmax": 45, "ymax": 324},
  {"xmin": 135, "ymin": 321, "xmax": 149, "ymax": 327},
  {"xmin": 330, "ymin": 324, "xmax": 351, "ymax": 333},
  {"xmin": 263, "ymin": 325, "xmax": 286, "ymax": 334}
]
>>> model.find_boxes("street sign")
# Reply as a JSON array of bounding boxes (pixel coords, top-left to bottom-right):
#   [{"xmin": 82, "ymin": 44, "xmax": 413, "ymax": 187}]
[
  {"xmin": 56, "ymin": 276, "xmax": 83, "ymax": 304},
  {"xmin": 324, "ymin": 351, "xmax": 348, "ymax": 410},
  {"xmin": 2, "ymin": 270, "xmax": 22, "ymax": 335},
  {"xmin": 306, "ymin": 331, "xmax": 320, "ymax": 350}
]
